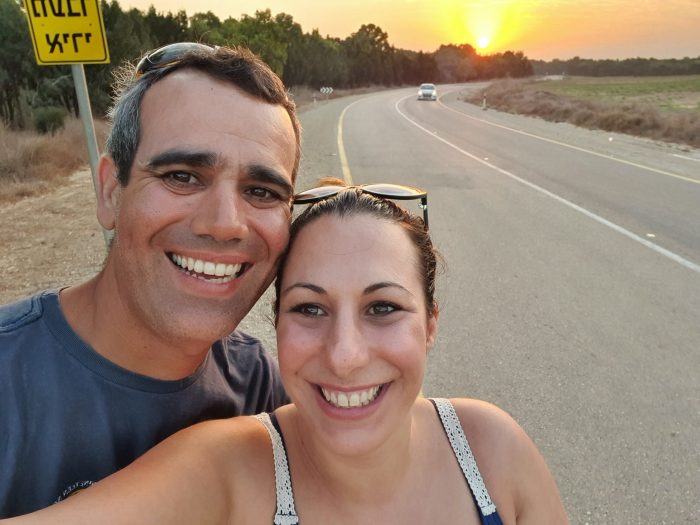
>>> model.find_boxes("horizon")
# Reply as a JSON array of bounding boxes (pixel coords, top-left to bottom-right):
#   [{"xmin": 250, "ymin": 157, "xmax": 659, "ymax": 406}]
[{"xmin": 116, "ymin": 0, "xmax": 699, "ymax": 62}]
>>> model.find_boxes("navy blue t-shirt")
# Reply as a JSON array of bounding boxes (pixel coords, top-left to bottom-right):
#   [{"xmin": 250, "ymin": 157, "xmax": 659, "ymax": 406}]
[{"xmin": 0, "ymin": 290, "xmax": 289, "ymax": 517}]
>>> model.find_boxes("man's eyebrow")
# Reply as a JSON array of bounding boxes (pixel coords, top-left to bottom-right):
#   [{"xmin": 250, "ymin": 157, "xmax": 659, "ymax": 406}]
[
  {"xmin": 364, "ymin": 282, "xmax": 412, "ymax": 295},
  {"xmin": 249, "ymin": 165, "xmax": 294, "ymax": 197},
  {"xmin": 282, "ymin": 282, "xmax": 326, "ymax": 296},
  {"xmin": 142, "ymin": 149, "xmax": 218, "ymax": 170}
]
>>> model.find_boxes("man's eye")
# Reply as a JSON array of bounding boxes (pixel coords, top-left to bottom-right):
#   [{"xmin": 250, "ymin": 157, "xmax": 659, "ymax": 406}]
[
  {"xmin": 246, "ymin": 187, "xmax": 282, "ymax": 203},
  {"xmin": 291, "ymin": 304, "xmax": 326, "ymax": 317},
  {"xmin": 368, "ymin": 302, "xmax": 399, "ymax": 316},
  {"xmin": 162, "ymin": 172, "xmax": 199, "ymax": 186}
]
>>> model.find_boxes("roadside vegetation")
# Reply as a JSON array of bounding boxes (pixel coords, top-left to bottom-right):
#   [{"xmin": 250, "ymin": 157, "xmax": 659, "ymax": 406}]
[
  {"xmin": 0, "ymin": 119, "xmax": 109, "ymax": 203},
  {"xmin": 466, "ymin": 75, "xmax": 700, "ymax": 148}
]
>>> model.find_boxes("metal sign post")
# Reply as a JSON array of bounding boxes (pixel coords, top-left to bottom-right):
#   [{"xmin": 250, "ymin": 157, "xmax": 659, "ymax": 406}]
[{"xmin": 23, "ymin": 0, "xmax": 111, "ymax": 244}]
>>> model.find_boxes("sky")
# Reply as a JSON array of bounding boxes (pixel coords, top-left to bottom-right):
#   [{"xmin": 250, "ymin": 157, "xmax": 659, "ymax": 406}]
[{"xmin": 118, "ymin": 0, "xmax": 700, "ymax": 61}]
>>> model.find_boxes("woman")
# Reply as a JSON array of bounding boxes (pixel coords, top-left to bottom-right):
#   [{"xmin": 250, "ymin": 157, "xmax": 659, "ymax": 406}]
[{"xmin": 5, "ymin": 183, "xmax": 568, "ymax": 524}]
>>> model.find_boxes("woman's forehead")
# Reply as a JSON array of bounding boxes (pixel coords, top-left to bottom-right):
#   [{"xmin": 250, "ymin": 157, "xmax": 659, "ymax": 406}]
[{"xmin": 286, "ymin": 214, "xmax": 419, "ymax": 277}]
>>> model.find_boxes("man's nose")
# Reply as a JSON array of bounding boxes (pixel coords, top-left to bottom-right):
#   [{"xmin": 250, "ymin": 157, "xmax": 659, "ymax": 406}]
[
  {"xmin": 191, "ymin": 183, "xmax": 250, "ymax": 242},
  {"xmin": 326, "ymin": 313, "xmax": 370, "ymax": 379}
]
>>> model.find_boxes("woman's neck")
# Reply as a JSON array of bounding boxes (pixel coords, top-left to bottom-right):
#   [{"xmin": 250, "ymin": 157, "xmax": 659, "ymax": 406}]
[{"xmin": 278, "ymin": 403, "xmax": 430, "ymax": 506}]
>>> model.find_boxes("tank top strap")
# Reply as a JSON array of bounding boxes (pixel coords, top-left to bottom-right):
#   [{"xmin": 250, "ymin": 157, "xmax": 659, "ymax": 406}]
[
  {"xmin": 254, "ymin": 413, "xmax": 300, "ymax": 525},
  {"xmin": 430, "ymin": 398, "xmax": 499, "ymax": 519}
]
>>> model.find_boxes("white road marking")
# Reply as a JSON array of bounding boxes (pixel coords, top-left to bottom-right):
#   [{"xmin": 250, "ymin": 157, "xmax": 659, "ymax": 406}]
[
  {"xmin": 436, "ymin": 96, "xmax": 700, "ymax": 185},
  {"xmin": 673, "ymin": 153, "xmax": 700, "ymax": 162},
  {"xmin": 394, "ymin": 95, "xmax": 700, "ymax": 274}
]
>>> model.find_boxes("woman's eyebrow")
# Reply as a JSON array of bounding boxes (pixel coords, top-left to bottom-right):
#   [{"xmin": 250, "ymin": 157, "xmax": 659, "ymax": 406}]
[
  {"xmin": 364, "ymin": 282, "xmax": 412, "ymax": 295},
  {"xmin": 282, "ymin": 282, "xmax": 326, "ymax": 295},
  {"xmin": 142, "ymin": 149, "xmax": 218, "ymax": 169}
]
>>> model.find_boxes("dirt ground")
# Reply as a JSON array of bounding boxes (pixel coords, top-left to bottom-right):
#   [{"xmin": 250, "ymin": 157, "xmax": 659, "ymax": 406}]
[{"xmin": 0, "ymin": 170, "xmax": 106, "ymax": 304}]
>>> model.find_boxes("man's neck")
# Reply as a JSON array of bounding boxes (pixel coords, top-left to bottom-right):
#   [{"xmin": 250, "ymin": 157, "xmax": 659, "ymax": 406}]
[{"xmin": 60, "ymin": 275, "xmax": 212, "ymax": 380}]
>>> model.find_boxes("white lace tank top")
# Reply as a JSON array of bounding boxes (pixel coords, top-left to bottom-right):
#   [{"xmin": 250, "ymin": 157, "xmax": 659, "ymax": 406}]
[{"xmin": 254, "ymin": 398, "xmax": 501, "ymax": 525}]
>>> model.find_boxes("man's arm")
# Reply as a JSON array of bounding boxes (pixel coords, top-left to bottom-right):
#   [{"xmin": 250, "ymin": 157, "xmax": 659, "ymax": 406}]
[{"xmin": 1, "ymin": 419, "xmax": 242, "ymax": 525}]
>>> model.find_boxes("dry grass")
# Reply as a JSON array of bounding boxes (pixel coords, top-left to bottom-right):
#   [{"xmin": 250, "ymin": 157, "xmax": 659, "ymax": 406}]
[
  {"xmin": 467, "ymin": 77, "xmax": 700, "ymax": 148},
  {"xmin": 0, "ymin": 118, "xmax": 109, "ymax": 203}
]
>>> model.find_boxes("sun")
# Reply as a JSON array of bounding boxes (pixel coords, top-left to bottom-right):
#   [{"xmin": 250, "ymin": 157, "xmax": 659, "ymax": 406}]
[{"xmin": 461, "ymin": 1, "xmax": 517, "ymax": 54}]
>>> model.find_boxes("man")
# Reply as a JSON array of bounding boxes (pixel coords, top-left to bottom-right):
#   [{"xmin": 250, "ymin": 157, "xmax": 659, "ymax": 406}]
[{"xmin": 0, "ymin": 43, "xmax": 300, "ymax": 517}]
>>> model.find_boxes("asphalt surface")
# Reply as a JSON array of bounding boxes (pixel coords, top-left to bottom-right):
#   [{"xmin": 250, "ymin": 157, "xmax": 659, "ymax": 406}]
[{"xmin": 241, "ymin": 85, "xmax": 700, "ymax": 524}]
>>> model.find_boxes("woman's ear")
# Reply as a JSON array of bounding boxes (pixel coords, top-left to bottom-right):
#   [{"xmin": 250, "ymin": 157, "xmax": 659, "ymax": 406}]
[
  {"xmin": 96, "ymin": 155, "xmax": 121, "ymax": 230},
  {"xmin": 426, "ymin": 306, "xmax": 439, "ymax": 351}
]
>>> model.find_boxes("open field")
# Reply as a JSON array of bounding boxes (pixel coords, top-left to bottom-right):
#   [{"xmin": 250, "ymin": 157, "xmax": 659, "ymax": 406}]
[
  {"xmin": 466, "ymin": 75, "xmax": 700, "ymax": 148},
  {"xmin": 533, "ymin": 75, "xmax": 700, "ymax": 112}
]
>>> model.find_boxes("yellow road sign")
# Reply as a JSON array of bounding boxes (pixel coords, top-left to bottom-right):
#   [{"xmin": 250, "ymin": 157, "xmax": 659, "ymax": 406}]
[{"xmin": 24, "ymin": 0, "xmax": 110, "ymax": 65}]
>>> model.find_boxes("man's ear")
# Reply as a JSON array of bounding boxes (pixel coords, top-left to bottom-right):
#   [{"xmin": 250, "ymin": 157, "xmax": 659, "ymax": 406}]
[
  {"xmin": 426, "ymin": 306, "xmax": 439, "ymax": 351},
  {"xmin": 96, "ymin": 155, "xmax": 121, "ymax": 230}
]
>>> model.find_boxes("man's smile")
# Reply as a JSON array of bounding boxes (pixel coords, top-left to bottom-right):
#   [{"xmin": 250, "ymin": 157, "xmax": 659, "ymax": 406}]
[{"xmin": 169, "ymin": 253, "xmax": 249, "ymax": 283}]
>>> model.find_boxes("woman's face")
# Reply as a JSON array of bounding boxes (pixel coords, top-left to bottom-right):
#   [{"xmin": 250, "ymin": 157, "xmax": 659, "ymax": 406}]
[{"xmin": 276, "ymin": 213, "xmax": 437, "ymax": 455}]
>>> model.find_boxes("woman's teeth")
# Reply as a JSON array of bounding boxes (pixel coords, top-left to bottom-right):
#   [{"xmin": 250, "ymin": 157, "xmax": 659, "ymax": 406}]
[
  {"xmin": 170, "ymin": 253, "xmax": 242, "ymax": 283},
  {"xmin": 321, "ymin": 385, "xmax": 383, "ymax": 408}
]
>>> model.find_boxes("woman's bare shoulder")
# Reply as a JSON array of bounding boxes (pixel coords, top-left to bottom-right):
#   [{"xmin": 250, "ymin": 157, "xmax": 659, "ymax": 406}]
[{"xmin": 445, "ymin": 398, "xmax": 569, "ymax": 524}]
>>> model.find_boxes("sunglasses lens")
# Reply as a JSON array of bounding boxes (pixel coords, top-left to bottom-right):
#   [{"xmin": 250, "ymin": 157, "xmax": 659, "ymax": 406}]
[
  {"xmin": 363, "ymin": 183, "xmax": 426, "ymax": 199},
  {"xmin": 293, "ymin": 186, "xmax": 343, "ymax": 203},
  {"xmin": 136, "ymin": 43, "xmax": 216, "ymax": 76}
]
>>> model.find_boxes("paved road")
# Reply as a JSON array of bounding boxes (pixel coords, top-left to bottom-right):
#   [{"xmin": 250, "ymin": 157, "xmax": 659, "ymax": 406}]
[{"xmin": 240, "ymin": 85, "xmax": 700, "ymax": 524}]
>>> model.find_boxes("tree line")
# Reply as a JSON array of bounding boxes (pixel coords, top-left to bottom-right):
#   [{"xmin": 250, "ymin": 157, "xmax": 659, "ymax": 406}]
[{"xmin": 1, "ymin": 0, "xmax": 533, "ymax": 129}]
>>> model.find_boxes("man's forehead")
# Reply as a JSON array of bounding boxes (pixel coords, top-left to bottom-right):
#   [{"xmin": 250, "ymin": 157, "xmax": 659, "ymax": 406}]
[
  {"xmin": 136, "ymin": 70, "xmax": 296, "ymax": 179},
  {"xmin": 141, "ymin": 69, "xmax": 269, "ymax": 116}
]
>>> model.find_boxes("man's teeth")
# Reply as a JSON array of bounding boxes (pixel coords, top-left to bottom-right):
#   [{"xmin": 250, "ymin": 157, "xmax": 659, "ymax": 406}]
[
  {"xmin": 321, "ymin": 386, "xmax": 382, "ymax": 408},
  {"xmin": 170, "ymin": 254, "xmax": 242, "ymax": 283}
]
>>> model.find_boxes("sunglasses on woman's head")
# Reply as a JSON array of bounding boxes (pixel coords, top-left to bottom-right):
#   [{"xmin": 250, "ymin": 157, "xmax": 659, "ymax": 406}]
[
  {"xmin": 135, "ymin": 42, "xmax": 218, "ymax": 78},
  {"xmin": 293, "ymin": 183, "xmax": 429, "ymax": 229}
]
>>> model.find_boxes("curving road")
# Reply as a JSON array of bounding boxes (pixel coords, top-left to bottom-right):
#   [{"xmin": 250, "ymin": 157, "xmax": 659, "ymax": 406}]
[{"xmin": 280, "ymin": 84, "xmax": 700, "ymax": 524}]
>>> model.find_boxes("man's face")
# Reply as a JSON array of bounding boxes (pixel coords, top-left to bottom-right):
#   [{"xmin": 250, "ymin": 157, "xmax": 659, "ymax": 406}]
[{"xmin": 100, "ymin": 70, "xmax": 296, "ymax": 349}]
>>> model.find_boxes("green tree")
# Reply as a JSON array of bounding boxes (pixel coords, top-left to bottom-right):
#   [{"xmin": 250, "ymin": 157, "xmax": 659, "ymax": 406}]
[
  {"xmin": 187, "ymin": 11, "xmax": 222, "ymax": 43},
  {"xmin": 144, "ymin": 6, "xmax": 187, "ymax": 46},
  {"xmin": 223, "ymin": 9, "xmax": 290, "ymax": 77},
  {"xmin": 343, "ymin": 24, "xmax": 392, "ymax": 86},
  {"xmin": 285, "ymin": 29, "xmax": 348, "ymax": 88},
  {"xmin": 0, "ymin": 0, "xmax": 34, "ymax": 126}
]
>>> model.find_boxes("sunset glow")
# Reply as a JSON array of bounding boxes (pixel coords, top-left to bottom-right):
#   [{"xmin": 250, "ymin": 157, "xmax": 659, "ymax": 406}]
[
  {"xmin": 117, "ymin": 0, "xmax": 699, "ymax": 60},
  {"xmin": 463, "ymin": 2, "xmax": 502, "ymax": 53}
]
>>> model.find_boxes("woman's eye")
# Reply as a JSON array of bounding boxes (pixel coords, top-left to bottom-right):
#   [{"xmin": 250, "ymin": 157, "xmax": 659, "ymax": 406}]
[
  {"xmin": 291, "ymin": 304, "xmax": 326, "ymax": 317},
  {"xmin": 368, "ymin": 302, "xmax": 399, "ymax": 316}
]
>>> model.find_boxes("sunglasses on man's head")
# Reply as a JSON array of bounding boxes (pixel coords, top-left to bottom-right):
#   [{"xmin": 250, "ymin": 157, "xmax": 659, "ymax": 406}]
[
  {"xmin": 293, "ymin": 183, "xmax": 429, "ymax": 229},
  {"xmin": 135, "ymin": 42, "xmax": 218, "ymax": 78}
]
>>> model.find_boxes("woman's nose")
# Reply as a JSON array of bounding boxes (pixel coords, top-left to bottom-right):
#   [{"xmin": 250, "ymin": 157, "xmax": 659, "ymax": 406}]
[{"xmin": 325, "ymin": 314, "xmax": 370, "ymax": 378}]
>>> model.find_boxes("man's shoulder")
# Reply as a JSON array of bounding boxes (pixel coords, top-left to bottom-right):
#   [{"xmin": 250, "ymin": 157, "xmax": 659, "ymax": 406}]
[
  {"xmin": 0, "ymin": 290, "xmax": 56, "ymax": 334},
  {"xmin": 216, "ymin": 329, "xmax": 273, "ymax": 367},
  {"xmin": 222, "ymin": 329, "xmax": 267, "ymax": 350}
]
